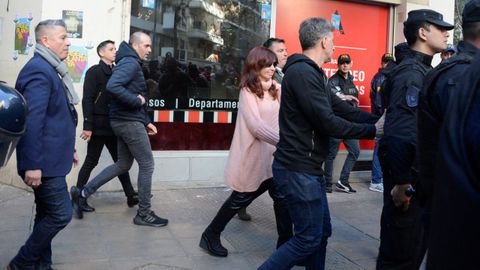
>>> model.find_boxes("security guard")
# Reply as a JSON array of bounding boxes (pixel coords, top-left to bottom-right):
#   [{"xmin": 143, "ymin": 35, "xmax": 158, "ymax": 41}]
[
  {"xmin": 324, "ymin": 54, "xmax": 360, "ymax": 193},
  {"xmin": 329, "ymin": 54, "xmax": 358, "ymax": 105},
  {"xmin": 418, "ymin": 1, "xmax": 480, "ymax": 269},
  {"xmin": 377, "ymin": 9, "xmax": 453, "ymax": 270}
]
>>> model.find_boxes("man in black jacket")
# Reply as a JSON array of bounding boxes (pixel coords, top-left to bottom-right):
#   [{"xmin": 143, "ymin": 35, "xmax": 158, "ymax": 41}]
[
  {"xmin": 368, "ymin": 53, "xmax": 395, "ymax": 193},
  {"xmin": 71, "ymin": 32, "xmax": 168, "ymax": 227},
  {"xmin": 377, "ymin": 9, "xmax": 453, "ymax": 270},
  {"xmin": 75, "ymin": 40, "xmax": 138, "ymax": 215},
  {"xmin": 258, "ymin": 17, "xmax": 383, "ymax": 270},
  {"xmin": 324, "ymin": 53, "xmax": 360, "ymax": 193}
]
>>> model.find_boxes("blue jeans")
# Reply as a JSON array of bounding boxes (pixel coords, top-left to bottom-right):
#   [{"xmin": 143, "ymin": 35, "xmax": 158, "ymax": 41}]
[
  {"xmin": 324, "ymin": 138, "xmax": 360, "ymax": 185},
  {"xmin": 11, "ymin": 176, "xmax": 72, "ymax": 270},
  {"xmin": 83, "ymin": 121, "xmax": 154, "ymax": 215},
  {"xmin": 371, "ymin": 137, "xmax": 383, "ymax": 184},
  {"xmin": 259, "ymin": 159, "xmax": 332, "ymax": 270}
]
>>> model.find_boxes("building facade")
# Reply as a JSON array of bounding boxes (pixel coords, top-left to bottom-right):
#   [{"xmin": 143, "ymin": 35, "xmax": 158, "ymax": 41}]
[{"xmin": 0, "ymin": 0, "xmax": 455, "ymax": 190}]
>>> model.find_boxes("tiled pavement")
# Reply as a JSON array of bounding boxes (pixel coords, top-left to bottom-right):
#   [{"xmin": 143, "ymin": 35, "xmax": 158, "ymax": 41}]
[{"xmin": 0, "ymin": 180, "xmax": 383, "ymax": 269}]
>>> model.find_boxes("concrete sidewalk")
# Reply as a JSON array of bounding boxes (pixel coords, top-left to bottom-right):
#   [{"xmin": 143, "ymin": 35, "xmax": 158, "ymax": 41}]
[{"xmin": 0, "ymin": 181, "xmax": 383, "ymax": 270}]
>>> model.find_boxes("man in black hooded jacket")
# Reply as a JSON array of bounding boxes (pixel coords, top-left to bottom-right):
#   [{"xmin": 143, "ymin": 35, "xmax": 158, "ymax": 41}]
[{"xmin": 258, "ymin": 17, "xmax": 383, "ymax": 270}]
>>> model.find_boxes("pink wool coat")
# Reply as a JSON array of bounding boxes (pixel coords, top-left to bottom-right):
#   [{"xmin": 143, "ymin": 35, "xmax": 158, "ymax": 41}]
[{"xmin": 224, "ymin": 86, "xmax": 280, "ymax": 192}]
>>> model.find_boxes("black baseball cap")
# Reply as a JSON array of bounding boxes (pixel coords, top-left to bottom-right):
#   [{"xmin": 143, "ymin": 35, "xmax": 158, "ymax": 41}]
[
  {"xmin": 463, "ymin": 0, "xmax": 480, "ymax": 24},
  {"xmin": 337, "ymin": 54, "xmax": 351, "ymax": 65},
  {"xmin": 405, "ymin": 9, "xmax": 454, "ymax": 30},
  {"xmin": 381, "ymin": 53, "xmax": 394, "ymax": 63},
  {"xmin": 444, "ymin": 44, "xmax": 457, "ymax": 53}
]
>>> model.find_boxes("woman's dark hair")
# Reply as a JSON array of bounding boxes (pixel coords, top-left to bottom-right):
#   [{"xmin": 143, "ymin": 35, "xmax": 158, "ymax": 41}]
[{"xmin": 239, "ymin": 46, "xmax": 278, "ymax": 99}]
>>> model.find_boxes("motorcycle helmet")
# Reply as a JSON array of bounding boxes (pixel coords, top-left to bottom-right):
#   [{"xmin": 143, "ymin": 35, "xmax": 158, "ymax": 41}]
[{"xmin": 0, "ymin": 81, "xmax": 27, "ymax": 167}]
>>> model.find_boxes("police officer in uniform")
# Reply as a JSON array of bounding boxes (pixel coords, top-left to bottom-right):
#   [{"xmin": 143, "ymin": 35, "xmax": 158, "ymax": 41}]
[
  {"xmin": 324, "ymin": 54, "xmax": 360, "ymax": 193},
  {"xmin": 427, "ymin": 50, "xmax": 480, "ymax": 270},
  {"xmin": 377, "ymin": 9, "xmax": 453, "ymax": 270},
  {"xmin": 417, "ymin": 1, "xmax": 480, "ymax": 269},
  {"xmin": 418, "ymin": 0, "xmax": 480, "ymax": 217}
]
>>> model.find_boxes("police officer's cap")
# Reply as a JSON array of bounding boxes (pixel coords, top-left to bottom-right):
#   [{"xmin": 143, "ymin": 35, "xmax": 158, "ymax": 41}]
[
  {"xmin": 444, "ymin": 44, "xmax": 457, "ymax": 53},
  {"xmin": 337, "ymin": 54, "xmax": 351, "ymax": 65},
  {"xmin": 405, "ymin": 9, "xmax": 454, "ymax": 30},
  {"xmin": 463, "ymin": 0, "xmax": 480, "ymax": 24},
  {"xmin": 381, "ymin": 53, "xmax": 394, "ymax": 63}
]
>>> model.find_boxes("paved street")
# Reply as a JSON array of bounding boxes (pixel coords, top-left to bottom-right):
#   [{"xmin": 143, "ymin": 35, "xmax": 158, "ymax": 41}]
[{"xmin": 0, "ymin": 180, "xmax": 383, "ymax": 269}]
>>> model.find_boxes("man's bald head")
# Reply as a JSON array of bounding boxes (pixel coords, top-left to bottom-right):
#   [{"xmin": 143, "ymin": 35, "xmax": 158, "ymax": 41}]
[
  {"xmin": 129, "ymin": 32, "xmax": 149, "ymax": 46},
  {"xmin": 129, "ymin": 32, "xmax": 152, "ymax": 60}
]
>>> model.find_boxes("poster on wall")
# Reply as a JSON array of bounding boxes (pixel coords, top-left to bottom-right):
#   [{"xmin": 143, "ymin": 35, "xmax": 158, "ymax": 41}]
[
  {"xmin": 261, "ymin": 4, "xmax": 271, "ymax": 20},
  {"xmin": 15, "ymin": 18, "xmax": 31, "ymax": 55},
  {"xmin": 142, "ymin": 0, "xmax": 155, "ymax": 9},
  {"xmin": 65, "ymin": 46, "xmax": 88, "ymax": 83},
  {"xmin": 62, "ymin": 10, "xmax": 83, "ymax": 38}
]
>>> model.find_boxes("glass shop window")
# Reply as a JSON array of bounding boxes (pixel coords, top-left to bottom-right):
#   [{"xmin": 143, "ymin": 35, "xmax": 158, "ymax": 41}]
[{"xmin": 130, "ymin": 0, "xmax": 272, "ymax": 150}]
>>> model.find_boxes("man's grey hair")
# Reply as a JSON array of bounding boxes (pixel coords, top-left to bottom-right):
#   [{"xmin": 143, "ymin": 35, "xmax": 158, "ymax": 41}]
[
  {"xmin": 35, "ymin": 19, "xmax": 66, "ymax": 42},
  {"xmin": 299, "ymin": 17, "xmax": 335, "ymax": 51},
  {"xmin": 129, "ymin": 31, "xmax": 150, "ymax": 45}
]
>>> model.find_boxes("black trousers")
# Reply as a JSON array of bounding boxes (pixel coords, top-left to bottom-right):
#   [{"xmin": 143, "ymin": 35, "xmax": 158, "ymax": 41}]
[
  {"xmin": 376, "ymin": 146, "xmax": 427, "ymax": 270},
  {"xmin": 206, "ymin": 178, "xmax": 293, "ymax": 248},
  {"xmin": 76, "ymin": 134, "xmax": 135, "ymax": 197}
]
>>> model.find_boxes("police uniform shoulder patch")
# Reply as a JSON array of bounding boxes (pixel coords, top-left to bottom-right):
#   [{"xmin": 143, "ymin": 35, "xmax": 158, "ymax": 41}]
[{"xmin": 406, "ymin": 84, "xmax": 420, "ymax": 107}]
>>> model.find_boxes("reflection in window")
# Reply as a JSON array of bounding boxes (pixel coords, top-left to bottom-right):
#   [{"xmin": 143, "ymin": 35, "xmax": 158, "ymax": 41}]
[{"xmin": 130, "ymin": 0, "xmax": 272, "ymax": 150}]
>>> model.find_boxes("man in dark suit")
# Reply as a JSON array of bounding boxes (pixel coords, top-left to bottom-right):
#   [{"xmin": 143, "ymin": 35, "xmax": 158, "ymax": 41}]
[
  {"xmin": 8, "ymin": 19, "xmax": 77, "ymax": 270},
  {"xmin": 75, "ymin": 40, "xmax": 138, "ymax": 215}
]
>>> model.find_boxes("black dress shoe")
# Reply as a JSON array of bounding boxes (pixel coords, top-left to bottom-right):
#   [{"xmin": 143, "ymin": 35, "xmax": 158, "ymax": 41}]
[
  {"xmin": 127, "ymin": 193, "xmax": 139, "ymax": 207},
  {"xmin": 80, "ymin": 198, "xmax": 95, "ymax": 212},
  {"xmin": 70, "ymin": 186, "xmax": 83, "ymax": 219},
  {"xmin": 199, "ymin": 231, "xmax": 228, "ymax": 257}
]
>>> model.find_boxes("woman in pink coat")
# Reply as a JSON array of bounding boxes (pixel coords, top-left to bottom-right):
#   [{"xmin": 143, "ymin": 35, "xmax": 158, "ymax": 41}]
[{"xmin": 199, "ymin": 47, "xmax": 292, "ymax": 257}]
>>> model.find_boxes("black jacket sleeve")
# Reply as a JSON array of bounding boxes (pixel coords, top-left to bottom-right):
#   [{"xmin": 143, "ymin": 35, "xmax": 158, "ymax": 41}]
[
  {"xmin": 417, "ymin": 86, "xmax": 441, "ymax": 200},
  {"xmin": 289, "ymin": 67, "xmax": 376, "ymax": 139},
  {"xmin": 82, "ymin": 66, "xmax": 98, "ymax": 131},
  {"xmin": 384, "ymin": 68, "xmax": 424, "ymax": 185},
  {"xmin": 331, "ymin": 94, "xmax": 379, "ymax": 124}
]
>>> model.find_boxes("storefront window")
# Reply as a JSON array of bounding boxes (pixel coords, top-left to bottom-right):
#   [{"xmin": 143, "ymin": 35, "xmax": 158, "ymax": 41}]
[{"xmin": 130, "ymin": 0, "xmax": 272, "ymax": 150}]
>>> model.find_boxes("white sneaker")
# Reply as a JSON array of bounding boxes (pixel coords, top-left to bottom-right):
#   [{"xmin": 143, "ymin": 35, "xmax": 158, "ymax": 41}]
[{"xmin": 369, "ymin": 183, "xmax": 384, "ymax": 193}]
